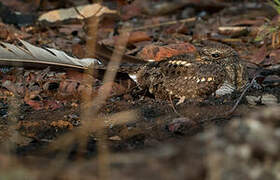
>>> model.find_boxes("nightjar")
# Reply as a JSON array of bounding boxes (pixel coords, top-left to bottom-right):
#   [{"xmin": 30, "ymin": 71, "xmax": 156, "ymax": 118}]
[{"xmin": 98, "ymin": 41, "xmax": 248, "ymax": 103}]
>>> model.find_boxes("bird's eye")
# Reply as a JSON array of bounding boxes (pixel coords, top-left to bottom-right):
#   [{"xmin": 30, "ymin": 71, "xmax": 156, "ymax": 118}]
[{"xmin": 211, "ymin": 53, "xmax": 220, "ymax": 58}]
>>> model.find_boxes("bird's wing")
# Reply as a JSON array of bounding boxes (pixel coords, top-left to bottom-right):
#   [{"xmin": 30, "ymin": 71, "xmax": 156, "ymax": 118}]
[
  {"xmin": 163, "ymin": 62, "xmax": 226, "ymax": 98},
  {"xmin": 158, "ymin": 54, "xmax": 198, "ymax": 77}
]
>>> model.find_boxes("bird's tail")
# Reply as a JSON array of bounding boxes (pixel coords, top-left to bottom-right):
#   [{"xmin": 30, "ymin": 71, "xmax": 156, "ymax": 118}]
[{"xmin": 93, "ymin": 62, "xmax": 142, "ymax": 74}]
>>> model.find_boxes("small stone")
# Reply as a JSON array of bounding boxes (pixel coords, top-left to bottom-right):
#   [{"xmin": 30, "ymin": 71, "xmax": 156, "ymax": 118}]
[
  {"xmin": 167, "ymin": 117, "xmax": 195, "ymax": 134},
  {"xmin": 246, "ymin": 95, "xmax": 261, "ymax": 105},
  {"xmin": 261, "ymin": 94, "xmax": 278, "ymax": 105}
]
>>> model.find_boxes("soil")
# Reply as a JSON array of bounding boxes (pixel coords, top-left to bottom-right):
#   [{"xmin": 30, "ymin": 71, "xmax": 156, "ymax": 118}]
[{"xmin": 0, "ymin": 0, "xmax": 280, "ymax": 180}]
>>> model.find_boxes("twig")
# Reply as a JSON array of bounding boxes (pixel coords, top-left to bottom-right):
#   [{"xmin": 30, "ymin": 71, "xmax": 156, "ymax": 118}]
[
  {"xmin": 218, "ymin": 26, "xmax": 258, "ymax": 36},
  {"xmin": 125, "ymin": 17, "xmax": 196, "ymax": 32},
  {"xmin": 226, "ymin": 76, "xmax": 256, "ymax": 115},
  {"xmin": 48, "ymin": 22, "xmax": 132, "ymax": 180},
  {"xmin": 198, "ymin": 76, "xmax": 257, "ymax": 127},
  {"xmin": 168, "ymin": 94, "xmax": 182, "ymax": 117}
]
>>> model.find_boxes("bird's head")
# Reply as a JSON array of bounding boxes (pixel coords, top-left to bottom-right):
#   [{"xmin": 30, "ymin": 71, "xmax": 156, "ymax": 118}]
[{"xmin": 197, "ymin": 42, "xmax": 238, "ymax": 64}]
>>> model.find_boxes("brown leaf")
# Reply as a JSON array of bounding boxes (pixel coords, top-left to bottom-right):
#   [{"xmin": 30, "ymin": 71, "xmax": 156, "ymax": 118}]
[
  {"xmin": 137, "ymin": 43, "xmax": 196, "ymax": 61},
  {"xmin": 72, "ymin": 44, "xmax": 85, "ymax": 58},
  {"xmin": 38, "ymin": 4, "xmax": 117, "ymax": 23},
  {"xmin": 50, "ymin": 120, "xmax": 73, "ymax": 130},
  {"xmin": 0, "ymin": 23, "xmax": 30, "ymax": 41},
  {"xmin": 127, "ymin": 31, "xmax": 151, "ymax": 44},
  {"xmin": 44, "ymin": 100, "xmax": 63, "ymax": 110},
  {"xmin": 252, "ymin": 45, "xmax": 267, "ymax": 64},
  {"xmin": 120, "ymin": 0, "xmax": 143, "ymax": 20},
  {"xmin": 24, "ymin": 99, "xmax": 44, "ymax": 110},
  {"xmin": 230, "ymin": 19, "xmax": 265, "ymax": 26},
  {"xmin": 66, "ymin": 70, "xmax": 87, "ymax": 81},
  {"xmin": 59, "ymin": 81, "xmax": 78, "ymax": 95},
  {"xmin": 267, "ymin": 49, "xmax": 280, "ymax": 65},
  {"xmin": 164, "ymin": 23, "xmax": 189, "ymax": 34}
]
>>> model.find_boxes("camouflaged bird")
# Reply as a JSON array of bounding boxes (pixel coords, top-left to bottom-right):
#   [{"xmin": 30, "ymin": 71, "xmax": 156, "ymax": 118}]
[{"xmin": 98, "ymin": 41, "xmax": 248, "ymax": 103}]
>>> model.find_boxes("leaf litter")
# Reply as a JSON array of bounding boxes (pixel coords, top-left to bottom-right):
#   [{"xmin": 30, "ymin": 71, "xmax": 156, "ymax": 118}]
[{"xmin": 0, "ymin": 0, "xmax": 280, "ymax": 180}]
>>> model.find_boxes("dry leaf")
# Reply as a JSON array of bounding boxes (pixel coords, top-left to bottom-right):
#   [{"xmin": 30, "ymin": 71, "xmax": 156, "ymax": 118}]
[{"xmin": 38, "ymin": 4, "xmax": 117, "ymax": 23}]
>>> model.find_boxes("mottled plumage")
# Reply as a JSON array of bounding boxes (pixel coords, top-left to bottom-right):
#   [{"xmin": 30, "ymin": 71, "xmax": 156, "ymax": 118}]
[
  {"xmin": 135, "ymin": 41, "xmax": 248, "ymax": 102},
  {"xmin": 95, "ymin": 41, "xmax": 248, "ymax": 102},
  {"xmin": 197, "ymin": 41, "xmax": 248, "ymax": 95}
]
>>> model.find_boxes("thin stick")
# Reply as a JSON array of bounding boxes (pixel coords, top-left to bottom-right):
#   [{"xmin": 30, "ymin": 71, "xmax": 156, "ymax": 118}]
[
  {"xmin": 95, "ymin": 25, "xmax": 131, "ymax": 180},
  {"xmin": 48, "ymin": 22, "xmax": 132, "ymax": 180},
  {"xmin": 198, "ymin": 76, "xmax": 257, "ymax": 128},
  {"xmin": 168, "ymin": 94, "xmax": 182, "ymax": 117},
  {"xmin": 227, "ymin": 76, "xmax": 256, "ymax": 115},
  {"xmin": 125, "ymin": 17, "xmax": 196, "ymax": 32}
]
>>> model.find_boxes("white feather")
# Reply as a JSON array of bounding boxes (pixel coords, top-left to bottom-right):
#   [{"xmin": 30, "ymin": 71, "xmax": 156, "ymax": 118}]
[
  {"xmin": 0, "ymin": 40, "xmax": 101, "ymax": 69},
  {"xmin": 215, "ymin": 81, "xmax": 235, "ymax": 96},
  {"xmin": 128, "ymin": 74, "xmax": 138, "ymax": 83}
]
